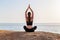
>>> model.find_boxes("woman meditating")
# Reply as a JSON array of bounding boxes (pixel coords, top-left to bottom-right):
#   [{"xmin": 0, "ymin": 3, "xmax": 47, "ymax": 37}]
[{"xmin": 23, "ymin": 5, "xmax": 37, "ymax": 32}]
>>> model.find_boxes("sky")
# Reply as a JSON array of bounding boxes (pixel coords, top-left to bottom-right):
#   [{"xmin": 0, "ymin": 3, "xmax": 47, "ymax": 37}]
[{"xmin": 0, "ymin": 0, "xmax": 60, "ymax": 23}]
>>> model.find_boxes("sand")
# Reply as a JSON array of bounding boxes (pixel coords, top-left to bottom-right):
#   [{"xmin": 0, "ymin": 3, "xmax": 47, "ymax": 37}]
[{"xmin": 0, "ymin": 30, "xmax": 60, "ymax": 40}]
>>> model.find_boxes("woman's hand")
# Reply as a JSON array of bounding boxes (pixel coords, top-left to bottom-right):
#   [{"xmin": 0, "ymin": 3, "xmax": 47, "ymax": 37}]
[{"xmin": 28, "ymin": 4, "xmax": 30, "ymax": 9}]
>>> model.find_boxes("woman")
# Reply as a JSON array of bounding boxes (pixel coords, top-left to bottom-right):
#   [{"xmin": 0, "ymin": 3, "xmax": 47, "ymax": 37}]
[{"xmin": 23, "ymin": 5, "xmax": 37, "ymax": 32}]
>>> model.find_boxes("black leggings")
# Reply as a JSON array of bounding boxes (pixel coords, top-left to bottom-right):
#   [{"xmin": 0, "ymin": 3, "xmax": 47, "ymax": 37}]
[{"xmin": 23, "ymin": 26, "xmax": 37, "ymax": 32}]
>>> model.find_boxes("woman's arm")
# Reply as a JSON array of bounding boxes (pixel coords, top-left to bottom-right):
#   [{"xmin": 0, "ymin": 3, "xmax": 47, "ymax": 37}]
[
  {"xmin": 25, "ymin": 6, "xmax": 29, "ymax": 18},
  {"xmin": 25, "ymin": 5, "xmax": 30, "ymax": 18},
  {"xmin": 30, "ymin": 7, "xmax": 34, "ymax": 19}
]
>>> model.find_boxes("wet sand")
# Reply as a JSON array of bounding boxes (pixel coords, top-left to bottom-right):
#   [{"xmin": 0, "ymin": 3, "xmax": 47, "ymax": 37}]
[{"xmin": 0, "ymin": 30, "xmax": 60, "ymax": 40}]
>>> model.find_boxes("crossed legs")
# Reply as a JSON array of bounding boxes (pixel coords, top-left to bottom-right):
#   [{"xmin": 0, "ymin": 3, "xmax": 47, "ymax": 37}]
[{"xmin": 23, "ymin": 26, "xmax": 37, "ymax": 32}]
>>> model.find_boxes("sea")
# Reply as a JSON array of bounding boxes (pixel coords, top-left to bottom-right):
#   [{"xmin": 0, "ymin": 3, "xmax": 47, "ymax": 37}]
[{"xmin": 0, "ymin": 23, "xmax": 60, "ymax": 34}]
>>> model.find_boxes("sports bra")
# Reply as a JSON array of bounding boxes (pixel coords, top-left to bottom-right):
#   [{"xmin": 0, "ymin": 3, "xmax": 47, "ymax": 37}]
[{"xmin": 27, "ymin": 21, "xmax": 33, "ymax": 25}]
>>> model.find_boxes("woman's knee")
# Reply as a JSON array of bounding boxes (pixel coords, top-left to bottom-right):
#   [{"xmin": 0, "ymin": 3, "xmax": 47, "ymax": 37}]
[
  {"xmin": 34, "ymin": 26, "xmax": 37, "ymax": 28},
  {"xmin": 33, "ymin": 26, "xmax": 37, "ymax": 30},
  {"xmin": 23, "ymin": 26, "xmax": 26, "ymax": 29}
]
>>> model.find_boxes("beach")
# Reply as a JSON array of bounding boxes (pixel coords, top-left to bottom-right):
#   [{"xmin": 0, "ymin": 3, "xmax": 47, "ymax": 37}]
[{"xmin": 0, "ymin": 30, "xmax": 60, "ymax": 40}]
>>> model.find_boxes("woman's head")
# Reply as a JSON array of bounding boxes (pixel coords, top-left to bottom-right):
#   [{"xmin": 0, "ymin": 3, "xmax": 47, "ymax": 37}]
[{"xmin": 28, "ymin": 12, "xmax": 31, "ymax": 16}]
